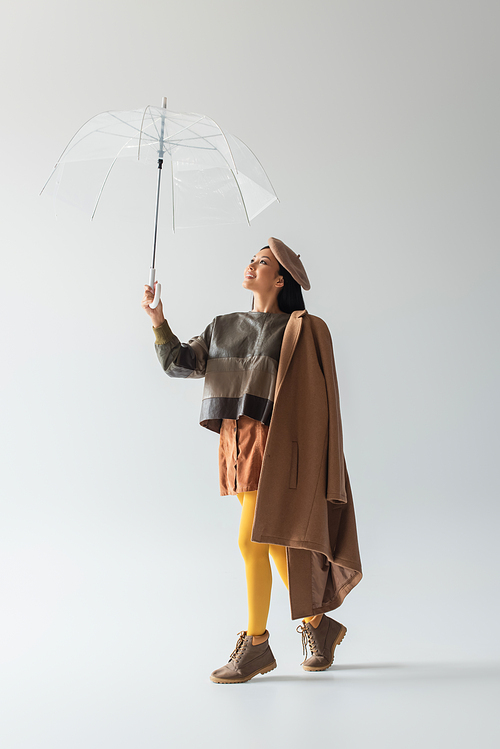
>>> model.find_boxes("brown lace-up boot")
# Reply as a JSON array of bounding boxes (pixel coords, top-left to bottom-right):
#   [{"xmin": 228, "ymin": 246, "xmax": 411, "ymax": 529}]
[
  {"xmin": 296, "ymin": 614, "xmax": 347, "ymax": 671},
  {"xmin": 209, "ymin": 629, "xmax": 277, "ymax": 684}
]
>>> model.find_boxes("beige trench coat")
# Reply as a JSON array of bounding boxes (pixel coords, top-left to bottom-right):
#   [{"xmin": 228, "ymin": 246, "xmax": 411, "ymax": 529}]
[{"xmin": 251, "ymin": 309, "xmax": 363, "ymax": 620}]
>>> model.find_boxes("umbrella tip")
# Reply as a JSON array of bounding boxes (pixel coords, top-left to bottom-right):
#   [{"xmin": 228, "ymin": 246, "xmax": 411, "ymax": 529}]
[{"xmin": 162, "ymin": 97, "xmax": 167, "ymax": 108}]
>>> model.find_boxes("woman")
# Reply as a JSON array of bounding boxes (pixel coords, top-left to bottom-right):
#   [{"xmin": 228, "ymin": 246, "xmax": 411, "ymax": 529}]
[{"xmin": 141, "ymin": 237, "xmax": 362, "ymax": 684}]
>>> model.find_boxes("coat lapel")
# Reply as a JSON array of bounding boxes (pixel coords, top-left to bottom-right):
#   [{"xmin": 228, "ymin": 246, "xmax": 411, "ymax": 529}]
[{"xmin": 274, "ymin": 309, "xmax": 307, "ymax": 405}]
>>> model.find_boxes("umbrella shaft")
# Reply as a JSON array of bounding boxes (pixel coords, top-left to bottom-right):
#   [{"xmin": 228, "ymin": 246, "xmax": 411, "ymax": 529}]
[{"xmin": 151, "ymin": 158, "xmax": 163, "ymax": 269}]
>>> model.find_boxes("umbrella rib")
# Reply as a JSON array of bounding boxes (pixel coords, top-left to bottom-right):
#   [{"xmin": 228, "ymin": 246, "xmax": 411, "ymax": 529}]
[
  {"xmin": 231, "ymin": 136, "xmax": 280, "ymax": 203},
  {"xmin": 39, "ymin": 110, "xmax": 117, "ymax": 194},
  {"xmin": 68, "ymin": 110, "xmax": 155, "ymax": 159},
  {"xmin": 101, "ymin": 109, "xmax": 206, "ymax": 147},
  {"xmin": 140, "ymin": 112, "xmax": 207, "ymax": 145},
  {"xmin": 137, "ymin": 108, "xmax": 201, "ymax": 161},
  {"xmin": 46, "ymin": 112, "xmax": 230, "ymax": 179},
  {"xmin": 197, "ymin": 114, "xmax": 238, "ymax": 173},
  {"xmin": 42, "ymin": 108, "xmax": 240, "ymax": 186},
  {"xmin": 140, "ymin": 112, "xmax": 209, "ymax": 159},
  {"xmin": 91, "ymin": 158, "xmax": 119, "ymax": 220},
  {"xmin": 145, "ymin": 110, "xmax": 168, "ymax": 159},
  {"xmin": 44, "ymin": 123, "xmax": 155, "ymax": 183},
  {"xmin": 39, "ymin": 163, "xmax": 58, "ymax": 196},
  {"xmin": 90, "ymin": 136, "xmax": 136, "ymax": 219},
  {"xmin": 159, "ymin": 115, "xmax": 205, "ymax": 142},
  {"xmin": 230, "ymin": 169, "xmax": 251, "ymax": 226},
  {"xmin": 106, "ymin": 108, "xmax": 161, "ymax": 160},
  {"xmin": 145, "ymin": 112, "xmax": 238, "ymax": 168},
  {"xmin": 138, "ymin": 105, "xmax": 151, "ymax": 161},
  {"xmin": 107, "ymin": 110, "xmax": 154, "ymax": 138},
  {"xmin": 171, "ymin": 159, "xmax": 175, "ymax": 234},
  {"xmin": 166, "ymin": 134, "xmax": 220, "ymax": 150},
  {"xmin": 148, "ymin": 111, "xmax": 163, "ymax": 141},
  {"xmin": 138, "ymin": 109, "xmax": 203, "ymax": 159},
  {"xmin": 170, "ymin": 128, "xmax": 237, "ymax": 171}
]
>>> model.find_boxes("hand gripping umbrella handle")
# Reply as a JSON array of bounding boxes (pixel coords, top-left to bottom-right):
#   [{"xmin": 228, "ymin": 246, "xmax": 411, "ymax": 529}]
[{"xmin": 148, "ymin": 267, "xmax": 162, "ymax": 309}]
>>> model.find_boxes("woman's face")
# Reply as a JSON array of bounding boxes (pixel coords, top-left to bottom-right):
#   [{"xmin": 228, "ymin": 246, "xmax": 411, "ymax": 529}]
[{"xmin": 242, "ymin": 248, "xmax": 283, "ymax": 293}]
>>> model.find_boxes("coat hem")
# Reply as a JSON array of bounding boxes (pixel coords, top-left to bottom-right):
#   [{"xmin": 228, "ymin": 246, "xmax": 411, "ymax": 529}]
[
  {"xmin": 290, "ymin": 571, "xmax": 363, "ymax": 620},
  {"xmin": 334, "ymin": 554, "xmax": 362, "ymax": 569}
]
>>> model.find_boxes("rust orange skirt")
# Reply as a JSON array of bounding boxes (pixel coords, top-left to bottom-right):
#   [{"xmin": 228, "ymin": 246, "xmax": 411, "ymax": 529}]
[{"xmin": 218, "ymin": 415, "xmax": 270, "ymax": 496}]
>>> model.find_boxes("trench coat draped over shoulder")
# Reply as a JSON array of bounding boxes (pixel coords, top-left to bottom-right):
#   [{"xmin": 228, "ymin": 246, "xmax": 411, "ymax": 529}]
[{"xmin": 252, "ymin": 309, "xmax": 362, "ymax": 620}]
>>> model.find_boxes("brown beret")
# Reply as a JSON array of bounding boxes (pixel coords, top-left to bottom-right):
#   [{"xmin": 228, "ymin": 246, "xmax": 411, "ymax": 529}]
[{"xmin": 268, "ymin": 237, "xmax": 310, "ymax": 291}]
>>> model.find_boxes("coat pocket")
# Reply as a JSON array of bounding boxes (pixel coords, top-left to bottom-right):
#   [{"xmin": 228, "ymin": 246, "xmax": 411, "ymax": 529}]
[{"xmin": 289, "ymin": 441, "xmax": 298, "ymax": 489}]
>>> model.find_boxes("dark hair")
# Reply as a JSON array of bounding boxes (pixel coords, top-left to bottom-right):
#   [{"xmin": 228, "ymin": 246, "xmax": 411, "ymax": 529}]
[{"xmin": 251, "ymin": 246, "xmax": 306, "ymax": 314}]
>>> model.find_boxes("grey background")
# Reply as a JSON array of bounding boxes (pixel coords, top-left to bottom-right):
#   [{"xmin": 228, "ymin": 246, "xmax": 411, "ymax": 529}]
[{"xmin": 1, "ymin": 0, "xmax": 499, "ymax": 747}]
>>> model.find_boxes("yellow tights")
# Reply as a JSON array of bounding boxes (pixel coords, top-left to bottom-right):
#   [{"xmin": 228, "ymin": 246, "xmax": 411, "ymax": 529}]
[{"xmin": 237, "ymin": 490, "xmax": 319, "ymax": 636}]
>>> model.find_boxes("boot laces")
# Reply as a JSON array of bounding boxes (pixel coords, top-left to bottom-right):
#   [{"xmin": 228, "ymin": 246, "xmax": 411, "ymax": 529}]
[
  {"xmin": 296, "ymin": 622, "xmax": 320, "ymax": 660},
  {"xmin": 229, "ymin": 630, "xmax": 248, "ymax": 663}
]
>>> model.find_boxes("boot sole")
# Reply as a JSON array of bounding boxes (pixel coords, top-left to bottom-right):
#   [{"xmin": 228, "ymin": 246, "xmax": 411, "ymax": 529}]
[
  {"xmin": 302, "ymin": 624, "xmax": 347, "ymax": 671},
  {"xmin": 210, "ymin": 659, "xmax": 277, "ymax": 684}
]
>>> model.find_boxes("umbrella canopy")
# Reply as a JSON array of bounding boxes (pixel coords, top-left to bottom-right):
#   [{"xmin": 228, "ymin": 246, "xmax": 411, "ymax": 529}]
[
  {"xmin": 41, "ymin": 98, "xmax": 279, "ymax": 308},
  {"xmin": 40, "ymin": 101, "xmax": 279, "ymax": 230}
]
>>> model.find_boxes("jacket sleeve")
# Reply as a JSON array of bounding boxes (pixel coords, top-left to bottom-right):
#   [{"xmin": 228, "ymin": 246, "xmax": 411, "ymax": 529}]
[
  {"xmin": 152, "ymin": 317, "xmax": 214, "ymax": 379},
  {"xmin": 314, "ymin": 318, "xmax": 347, "ymax": 504}
]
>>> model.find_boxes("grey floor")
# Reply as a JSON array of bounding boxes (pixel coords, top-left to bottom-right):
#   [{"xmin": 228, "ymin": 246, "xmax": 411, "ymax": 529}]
[
  {"xmin": 2, "ymin": 628, "xmax": 499, "ymax": 748},
  {"xmin": 1, "ymin": 499, "xmax": 499, "ymax": 748}
]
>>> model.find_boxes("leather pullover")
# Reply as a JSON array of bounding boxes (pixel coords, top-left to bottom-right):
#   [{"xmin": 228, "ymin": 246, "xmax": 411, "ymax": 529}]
[{"xmin": 153, "ymin": 310, "xmax": 291, "ymax": 434}]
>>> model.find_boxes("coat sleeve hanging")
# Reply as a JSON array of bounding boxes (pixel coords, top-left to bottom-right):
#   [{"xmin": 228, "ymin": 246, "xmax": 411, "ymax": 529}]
[{"xmin": 313, "ymin": 319, "xmax": 347, "ymax": 504}]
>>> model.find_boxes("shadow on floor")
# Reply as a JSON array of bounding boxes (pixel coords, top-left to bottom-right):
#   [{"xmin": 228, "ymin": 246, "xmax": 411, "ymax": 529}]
[{"xmin": 243, "ymin": 660, "xmax": 500, "ymax": 684}]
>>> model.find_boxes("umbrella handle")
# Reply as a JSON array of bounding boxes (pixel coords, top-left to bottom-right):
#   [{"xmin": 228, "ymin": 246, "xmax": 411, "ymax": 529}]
[
  {"xmin": 148, "ymin": 268, "xmax": 162, "ymax": 309},
  {"xmin": 150, "ymin": 282, "xmax": 162, "ymax": 309}
]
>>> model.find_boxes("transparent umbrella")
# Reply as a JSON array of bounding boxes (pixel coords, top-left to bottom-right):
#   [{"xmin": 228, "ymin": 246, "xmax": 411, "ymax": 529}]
[{"xmin": 40, "ymin": 97, "xmax": 279, "ymax": 308}]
